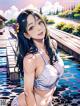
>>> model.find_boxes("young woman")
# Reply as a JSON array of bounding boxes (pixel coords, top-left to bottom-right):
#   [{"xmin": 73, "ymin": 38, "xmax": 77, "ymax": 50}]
[{"xmin": 11, "ymin": 9, "xmax": 64, "ymax": 106}]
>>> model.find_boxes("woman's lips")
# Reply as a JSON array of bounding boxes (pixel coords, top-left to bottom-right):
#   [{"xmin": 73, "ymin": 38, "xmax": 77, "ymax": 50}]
[{"xmin": 38, "ymin": 32, "xmax": 43, "ymax": 36}]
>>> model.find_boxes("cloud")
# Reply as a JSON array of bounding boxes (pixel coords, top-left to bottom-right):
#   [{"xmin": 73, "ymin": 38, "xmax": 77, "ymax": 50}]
[
  {"xmin": 4, "ymin": 5, "xmax": 19, "ymax": 20},
  {"xmin": 1, "ymin": 5, "xmax": 39, "ymax": 20},
  {"xmin": 42, "ymin": 1, "xmax": 53, "ymax": 14},
  {"xmin": 0, "ymin": 2, "xmax": 63, "ymax": 20},
  {"xmin": 0, "ymin": 10, "xmax": 4, "ymax": 16},
  {"xmin": 42, "ymin": 1, "xmax": 63, "ymax": 14},
  {"xmin": 20, "ymin": 4, "xmax": 39, "ymax": 12},
  {"xmin": 53, "ymin": 2, "xmax": 63, "ymax": 12}
]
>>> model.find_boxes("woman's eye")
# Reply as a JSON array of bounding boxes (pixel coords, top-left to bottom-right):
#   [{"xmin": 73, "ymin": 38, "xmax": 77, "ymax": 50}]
[
  {"xmin": 28, "ymin": 26, "xmax": 34, "ymax": 31},
  {"xmin": 38, "ymin": 21, "xmax": 43, "ymax": 25}
]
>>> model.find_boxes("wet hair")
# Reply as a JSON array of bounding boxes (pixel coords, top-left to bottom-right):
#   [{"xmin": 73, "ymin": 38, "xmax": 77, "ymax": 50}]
[{"xmin": 16, "ymin": 9, "xmax": 57, "ymax": 76}]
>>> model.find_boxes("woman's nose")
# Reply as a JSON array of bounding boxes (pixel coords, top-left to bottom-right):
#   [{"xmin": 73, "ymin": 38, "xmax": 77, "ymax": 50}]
[{"xmin": 37, "ymin": 25, "xmax": 41, "ymax": 31}]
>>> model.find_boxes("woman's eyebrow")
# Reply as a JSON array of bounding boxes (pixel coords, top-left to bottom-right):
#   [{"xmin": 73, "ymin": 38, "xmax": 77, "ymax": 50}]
[
  {"xmin": 27, "ymin": 22, "xmax": 33, "ymax": 27},
  {"xmin": 27, "ymin": 18, "xmax": 41, "ymax": 27}
]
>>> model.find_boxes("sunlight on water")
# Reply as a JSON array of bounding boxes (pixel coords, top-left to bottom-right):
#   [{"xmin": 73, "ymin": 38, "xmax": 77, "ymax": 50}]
[{"xmin": 0, "ymin": 40, "xmax": 80, "ymax": 105}]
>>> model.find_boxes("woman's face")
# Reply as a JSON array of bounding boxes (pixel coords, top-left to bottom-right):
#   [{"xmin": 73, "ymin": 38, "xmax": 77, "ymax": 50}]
[{"xmin": 25, "ymin": 14, "xmax": 46, "ymax": 40}]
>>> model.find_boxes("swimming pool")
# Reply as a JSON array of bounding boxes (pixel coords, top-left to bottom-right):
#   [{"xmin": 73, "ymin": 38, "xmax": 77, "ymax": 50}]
[
  {"xmin": 0, "ymin": 49, "xmax": 80, "ymax": 106},
  {"xmin": 0, "ymin": 43, "xmax": 80, "ymax": 106}
]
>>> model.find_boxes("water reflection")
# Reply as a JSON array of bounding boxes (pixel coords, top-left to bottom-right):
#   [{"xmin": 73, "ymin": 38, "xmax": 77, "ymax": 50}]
[
  {"xmin": 53, "ymin": 50, "xmax": 80, "ymax": 106},
  {"xmin": 0, "ymin": 48, "xmax": 80, "ymax": 105}
]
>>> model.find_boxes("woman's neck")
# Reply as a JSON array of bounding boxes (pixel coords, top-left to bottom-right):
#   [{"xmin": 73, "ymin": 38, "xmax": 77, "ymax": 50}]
[{"xmin": 33, "ymin": 39, "xmax": 46, "ymax": 51}]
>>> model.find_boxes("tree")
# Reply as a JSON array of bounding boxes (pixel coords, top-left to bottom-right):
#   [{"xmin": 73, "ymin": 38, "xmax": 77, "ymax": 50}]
[{"xmin": 73, "ymin": 3, "xmax": 80, "ymax": 14}]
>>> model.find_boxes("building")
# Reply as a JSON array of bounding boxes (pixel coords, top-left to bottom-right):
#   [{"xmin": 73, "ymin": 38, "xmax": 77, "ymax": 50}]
[{"xmin": 0, "ymin": 15, "xmax": 7, "ymax": 34}]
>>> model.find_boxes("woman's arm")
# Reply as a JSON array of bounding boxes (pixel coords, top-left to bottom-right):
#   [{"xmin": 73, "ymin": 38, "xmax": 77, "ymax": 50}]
[{"xmin": 23, "ymin": 54, "xmax": 37, "ymax": 106}]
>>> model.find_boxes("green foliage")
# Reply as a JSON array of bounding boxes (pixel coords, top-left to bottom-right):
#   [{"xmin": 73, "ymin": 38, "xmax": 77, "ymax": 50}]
[
  {"xmin": 73, "ymin": 25, "xmax": 80, "ymax": 36},
  {"xmin": 77, "ymin": 24, "xmax": 80, "ymax": 31},
  {"xmin": 61, "ymin": 23, "xmax": 74, "ymax": 33},
  {"xmin": 0, "ymin": 25, "xmax": 3, "ymax": 29},
  {"xmin": 74, "ymin": 14, "xmax": 80, "ymax": 19},
  {"xmin": 58, "ymin": 3, "xmax": 80, "ymax": 20},
  {"xmin": 73, "ymin": 3, "xmax": 80, "ymax": 14},
  {"xmin": 6, "ymin": 19, "xmax": 16, "ymax": 25},
  {"xmin": 0, "ymin": 21, "xmax": 4, "ymax": 29},
  {"xmin": 46, "ymin": 19, "xmax": 55, "ymax": 24},
  {"xmin": 43, "ymin": 16, "xmax": 55, "ymax": 24},
  {"xmin": 56, "ymin": 22, "xmax": 66, "ymax": 30},
  {"xmin": 55, "ymin": 9, "xmax": 59, "ymax": 15},
  {"xmin": 56, "ymin": 22, "xmax": 80, "ymax": 37},
  {"xmin": 58, "ymin": 10, "xmax": 71, "ymax": 17}
]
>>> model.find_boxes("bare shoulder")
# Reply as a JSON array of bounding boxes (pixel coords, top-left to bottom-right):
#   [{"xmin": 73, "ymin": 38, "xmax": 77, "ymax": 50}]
[
  {"xmin": 23, "ymin": 54, "xmax": 36, "ymax": 73},
  {"xmin": 24, "ymin": 54, "xmax": 35, "ymax": 62},
  {"xmin": 51, "ymin": 39, "xmax": 57, "ymax": 50}
]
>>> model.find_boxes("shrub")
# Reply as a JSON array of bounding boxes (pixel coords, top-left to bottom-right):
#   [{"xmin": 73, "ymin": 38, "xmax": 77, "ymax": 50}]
[
  {"xmin": 61, "ymin": 24, "xmax": 74, "ymax": 33},
  {"xmin": 0, "ymin": 24, "xmax": 3, "ymax": 29},
  {"xmin": 56, "ymin": 22, "xmax": 66, "ymax": 30},
  {"xmin": 46, "ymin": 19, "xmax": 55, "ymax": 24},
  {"xmin": 58, "ymin": 13, "xmax": 64, "ymax": 17},
  {"xmin": 58, "ymin": 3, "xmax": 80, "ymax": 20},
  {"xmin": 77, "ymin": 25, "xmax": 80, "ymax": 31},
  {"xmin": 58, "ymin": 10, "xmax": 71, "ymax": 17},
  {"xmin": 73, "ymin": 3, "xmax": 80, "ymax": 14},
  {"xmin": 0, "ymin": 21, "xmax": 4, "ymax": 29},
  {"xmin": 74, "ymin": 14, "xmax": 80, "ymax": 19},
  {"xmin": 73, "ymin": 25, "xmax": 80, "ymax": 36}
]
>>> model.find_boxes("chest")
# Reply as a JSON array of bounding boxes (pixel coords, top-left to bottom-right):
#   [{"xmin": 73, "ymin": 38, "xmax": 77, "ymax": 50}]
[{"xmin": 35, "ymin": 53, "xmax": 50, "ymax": 78}]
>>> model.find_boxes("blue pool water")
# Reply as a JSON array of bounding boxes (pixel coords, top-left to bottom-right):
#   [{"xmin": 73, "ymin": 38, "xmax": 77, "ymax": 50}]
[
  {"xmin": 0, "ymin": 47, "xmax": 80, "ymax": 106},
  {"xmin": 0, "ymin": 30, "xmax": 80, "ymax": 106}
]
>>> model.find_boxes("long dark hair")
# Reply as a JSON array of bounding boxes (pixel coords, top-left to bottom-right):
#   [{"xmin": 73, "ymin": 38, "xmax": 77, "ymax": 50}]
[{"xmin": 16, "ymin": 9, "xmax": 57, "ymax": 76}]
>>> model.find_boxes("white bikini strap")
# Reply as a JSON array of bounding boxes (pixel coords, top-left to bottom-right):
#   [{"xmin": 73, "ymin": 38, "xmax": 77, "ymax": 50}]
[{"xmin": 38, "ymin": 50, "xmax": 48, "ymax": 65}]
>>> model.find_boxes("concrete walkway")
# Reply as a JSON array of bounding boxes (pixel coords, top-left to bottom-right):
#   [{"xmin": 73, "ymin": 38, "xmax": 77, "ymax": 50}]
[
  {"xmin": 48, "ymin": 26, "xmax": 80, "ymax": 61},
  {"xmin": 46, "ymin": 15, "xmax": 80, "ymax": 27}
]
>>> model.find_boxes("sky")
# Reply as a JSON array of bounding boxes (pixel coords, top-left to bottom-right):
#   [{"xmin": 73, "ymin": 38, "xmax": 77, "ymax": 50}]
[
  {"xmin": 0, "ymin": 0, "xmax": 80, "ymax": 20},
  {"xmin": 0, "ymin": 0, "xmax": 52, "ymax": 10},
  {"xmin": 0, "ymin": 0, "xmax": 79, "ymax": 11}
]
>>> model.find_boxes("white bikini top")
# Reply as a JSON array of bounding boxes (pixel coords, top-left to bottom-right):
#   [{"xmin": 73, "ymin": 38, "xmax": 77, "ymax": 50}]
[{"xmin": 34, "ymin": 51, "xmax": 64, "ymax": 90}]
